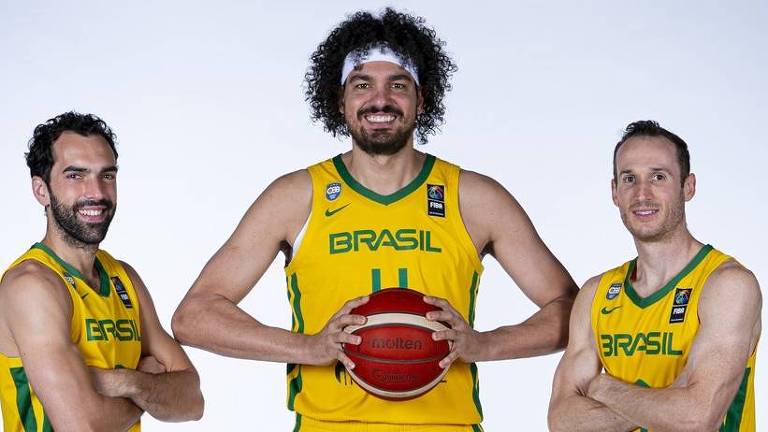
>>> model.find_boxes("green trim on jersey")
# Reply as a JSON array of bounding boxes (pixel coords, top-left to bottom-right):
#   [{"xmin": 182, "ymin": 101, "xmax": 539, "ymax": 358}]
[
  {"xmin": 721, "ymin": 367, "xmax": 751, "ymax": 432},
  {"xmin": 332, "ymin": 154, "xmax": 436, "ymax": 205},
  {"xmin": 472, "ymin": 424, "xmax": 484, "ymax": 432},
  {"xmin": 470, "ymin": 362, "xmax": 483, "ymax": 420},
  {"xmin": 623, "ymin": 244, "xmax": 713, "ymax": 309},
  {"xmin": 288, "ymin": 366, "xmax": 303, "ymax": 411},
  {"xmin": 468, "ymin": 272, "xmax": 479, "ymax": 328},
  {"xmin": 32, "ymin": 242, "xmax": 111, "ymax": 297},
  {"xmin": 293, "ymin": 413, "xmax": 302, "ymax": 432},
  {"xmin": 10, "ymin": 366, "xmax": 37, "ymax": 432},
  {"xmin": 398, "ymin": 268, "xmax": 408, "ymax": 288},
  {"xmin": 289, "ymin": 273, "xmax": 305, "ymax": 334}
]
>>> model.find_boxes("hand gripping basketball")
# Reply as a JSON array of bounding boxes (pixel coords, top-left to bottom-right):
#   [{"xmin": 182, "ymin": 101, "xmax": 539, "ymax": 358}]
[
  {"xmin": 305, "ymin": 296, "xmax": 369, "ymax": 370},
  {"xmin": 423, "ymin": 295, "xmax": 484, "ymax": 368}
]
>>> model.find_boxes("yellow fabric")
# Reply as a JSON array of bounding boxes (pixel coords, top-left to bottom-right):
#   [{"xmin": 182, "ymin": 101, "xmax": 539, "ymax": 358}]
[
  {"xmin": 0, "ymin": 244, "xmax": 142, "ymax": 432},
  {"xmin": 297, "ymin": 414, "xmax": 483, "ymax": 431},
  {"xmin": 591, "ymin": 245, "xmax": 756, "ymax": 431},
  {"xmin": 284, "ymin": 154, "xmax": 484, "ymax": 426}
]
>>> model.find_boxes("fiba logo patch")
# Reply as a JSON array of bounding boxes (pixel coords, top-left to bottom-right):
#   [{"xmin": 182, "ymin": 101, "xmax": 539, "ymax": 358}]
[
  {"xmin": 326, "ymin": 182, "xmax": 342, "ymax": 201},
  {"xmin": 112, "ymin": 277, "xmax": 134, "ymax": 309},
  {"xmin": 606, "ymin": 283, "xmax": 622, "ymax": 300},
  {"xmin": 669, "ymin": 288, "xmax": 692, "ymax": 323},
  {"xmin": 427, "ymin": 184, "xmax": 445, "ymax": 217}
]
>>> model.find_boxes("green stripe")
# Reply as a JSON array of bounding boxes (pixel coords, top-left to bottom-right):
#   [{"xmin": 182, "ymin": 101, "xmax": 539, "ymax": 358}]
[
  {"xmin": 720, "ymin": 367, "xmax": 751, "ymax": 432},
  {"xmin": 42, "ymin": 414, "xmax": 53, "ymax": 432},
  {"xmin": 10, "ymin": 367, "xmax": 38, "ymax": 432},
  {"xmin": 398, "ymin": 268, "xmax": 408, "ymax": 288},
  {"xmin": 470, "ymin": 363, "xmax": 483, "ymax": 420},
  {"xmin": 287, "ymin": 366, "xmax": 303, "ymax": 411},
  {"xmin": 468, "ymin": 272, "xmax": 479, "ymax": 328},
  {"xmin": 293, "ymin": 413, "xmax": 302, "ymax": 432},
  {"xmin": 332, "ymin": 154, "xmax": 436, "ymax": 205},
  {"xmin": 289, "ymin": 273, "xmax": 304, "ymax": 334},
  {"xmin": 472, "ymin": 424, "xmax": 483, "ymax": 432},
  {"xmin": 624, "ymin": 244, "xmax": 713, "ymax": 308},
  {"xmin": 32, "ymin": 242, "xmax": 111, "ymax": 297},
  {"xmin": 371, "ymin": 268, "xmax": 381, "ymax": 292}
]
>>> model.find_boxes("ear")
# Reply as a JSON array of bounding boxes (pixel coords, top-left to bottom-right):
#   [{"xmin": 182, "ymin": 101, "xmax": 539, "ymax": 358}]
[
  {"xmin": 683, "ymin": 173, "xmax": 696, "ymax": 201},
  {"xmin": 611, "ymin": 178, "xmax": 619, "ymax": 207},
  {"xmin": 338, "ymin": 85, "xmax": 346, "ymax": 115},
  {"xmin": 416, "ymin": 87, "xmax": 424, "ymax": 115},
  {"xmin": 32, "ymin": 176, "xmax": 51, "ymax": 207}
]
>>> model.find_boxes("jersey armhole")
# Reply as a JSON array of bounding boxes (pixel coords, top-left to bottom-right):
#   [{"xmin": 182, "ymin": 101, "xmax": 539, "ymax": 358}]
[
  {"xmin": 452, "ymin": 169, "xmax": 485, "ymax": 273},
  {"xmin": 285, "ymin": 167, "xmax": 319, "ymax": 272}
]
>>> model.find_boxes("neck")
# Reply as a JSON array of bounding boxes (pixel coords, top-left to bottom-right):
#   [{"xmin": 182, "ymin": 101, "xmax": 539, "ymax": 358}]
[
  {"xmin": 42, "ymin": 221, "xmax": 100, "ymax": 281},
  {"xmin": 632, "ymin": 225, "xmax": 703, "ymax": 296},
  {"xmin": 343, "ymin": 145, "xmax": 424, "ymax": 195}
]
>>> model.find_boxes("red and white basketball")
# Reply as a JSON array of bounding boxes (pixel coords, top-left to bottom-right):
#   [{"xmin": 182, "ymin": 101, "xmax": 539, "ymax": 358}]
[{"xmin": 342, "ymin": 288, "xmax": 451, "ymax": 400}]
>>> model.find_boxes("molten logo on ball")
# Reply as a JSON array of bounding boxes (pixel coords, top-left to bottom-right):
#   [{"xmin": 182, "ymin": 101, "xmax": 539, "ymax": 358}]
[{"xmin": 342, "ymin": 288, "xmax": 452, "ymax": 400}]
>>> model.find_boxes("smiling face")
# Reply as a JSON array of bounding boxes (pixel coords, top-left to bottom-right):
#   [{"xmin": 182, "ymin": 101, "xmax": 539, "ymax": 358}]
[
  {"xmin": 612, "ymin": 136, "xmax": 695, "ymax": 243},
  {"xmin": 340, "ymin": 61, "xmax": 423, "ymax": 155},
  {"xmin": 34, "ymin": 131, "xmax": 118, "ymax": 247}
]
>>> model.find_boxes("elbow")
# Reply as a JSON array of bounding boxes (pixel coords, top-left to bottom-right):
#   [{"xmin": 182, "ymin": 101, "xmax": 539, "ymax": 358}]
[
  {"xmin": 665, "ymin": 406, "xmax": 722, "ymax": 432},
  {"xmin": 546, "ymin": 402, "xmax": 566, "ymax": 432},
  {"xmin": 172, "ymin": 299, "xmax": 200, "ymax": 346}
]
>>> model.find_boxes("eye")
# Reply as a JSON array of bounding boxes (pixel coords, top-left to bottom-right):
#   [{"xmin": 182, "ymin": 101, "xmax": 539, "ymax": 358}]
[
  {"xmin": 66, "ymin": 173, "xmax": 83, "ymax": 180},
  {"xmin": 103, "ymin": 173, "xmax": 116, "ymax": 181},
  {"xmin": 354, "ymin": 82, "xmax": 370, "ymax": 89},
  {"xmin": 391, "ymin": 82, "xmax": 406, "ymax": 90},
  {"xmin": 652, "ymin": 173, "xmax": 666, "ymax": 182},
  {"xmin": 621, "ymin": 174, "xmax": 635, "ymax": 184}
]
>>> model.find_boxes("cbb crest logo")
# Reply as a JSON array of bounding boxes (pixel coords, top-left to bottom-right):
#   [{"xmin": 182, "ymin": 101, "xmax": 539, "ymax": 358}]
[
  {"xmin": 326, "ymin": 182, "xmax": 342, "ymax": 201},
  {"xmin": 674, "ymin": 288, "xmax": 691, "ymax": 305},
  {"xmin": 606, "ymin": 283, "xmax": 622, "ymax": 300}
]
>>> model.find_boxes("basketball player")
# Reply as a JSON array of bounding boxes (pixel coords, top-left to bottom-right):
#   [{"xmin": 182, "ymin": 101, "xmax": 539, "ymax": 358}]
[
  {"xmin": 0, "ymin": 112, "xmax": 204, "ymax": 431},
  {"xmin": 173, "ymin": 9, "xmax": 577, "ymax": 431},
  {"xmin": 548, "ymin": 121, "xmax": 761, "ymax": 431}
]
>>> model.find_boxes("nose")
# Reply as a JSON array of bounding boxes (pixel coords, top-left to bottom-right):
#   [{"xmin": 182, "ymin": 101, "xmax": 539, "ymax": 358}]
[
  {"xmin": 635, "ymin": 178, "xmax": 653, "ymax": 201},
  {"xmin": 369, "ymin": 85, "xmax": 392, "ymax": 109},
  {"xmin": 82, "ymin": 176, "xmax": 106, "ymax": 200}
]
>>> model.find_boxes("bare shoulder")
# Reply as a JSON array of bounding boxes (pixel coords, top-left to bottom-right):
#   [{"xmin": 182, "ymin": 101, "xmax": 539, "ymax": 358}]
[
  {"xmin": 458, "ymin": 169, "xmax": 530, "ymax": 241},
  {"xmin": 248, "ymin": 169, "xmax": 311, "ymax": 222},
  {"xmin": 458, "ymin": 169, "xmax": 513, "ymax": 200},
  {"xmin": 702, "ymin": 260, "xmax": 762, "ymax": 306},
  {"xmin": 573, "ymin": 275, "xmax": 602, "ymax": 314},
  {"xmin": 0, "ymin": 260, "xmax": 69, "ymax": 305}
]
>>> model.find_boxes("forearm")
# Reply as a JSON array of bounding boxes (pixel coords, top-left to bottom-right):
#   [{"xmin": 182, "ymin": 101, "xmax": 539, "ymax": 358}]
[
  {"xmin": 590, "ymin": 375, "xmax": 715, "ymax": 432},
  {"xmin": 481, "ymin": 294, "xmax": 573, "ymax": 360},
  {"xmin": 67, "ymin": 395, "xmax": 142, "ymax": 432},
  {"xmin": 549, "ymin": 394, "xmax": 636, "ymax": 432},
  {"xmin": 124, "ymin": 369, "xmax": 203, "ymax": 422},
  {"xmin": 173, "ymin": 293, "xmax": 310, "ymax": 363}
]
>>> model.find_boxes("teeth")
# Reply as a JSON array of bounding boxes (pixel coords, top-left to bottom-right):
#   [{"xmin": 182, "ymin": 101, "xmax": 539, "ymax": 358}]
[
  {"xmin": 365, "ymin": 114, "xmax": 396, "ymax": 123},
  {"xmin": 634, "ymin": 210, "xmax": 657, "ymax": 216},
  {"xmin": 79, "ymin": 209, "xmax": 103, "ymax": 216}
]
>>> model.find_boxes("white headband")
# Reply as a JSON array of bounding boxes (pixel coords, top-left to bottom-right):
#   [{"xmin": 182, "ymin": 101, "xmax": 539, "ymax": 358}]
[{"xmin": 340, "ymin": 44, "xmax": 419, "ymax": 85}]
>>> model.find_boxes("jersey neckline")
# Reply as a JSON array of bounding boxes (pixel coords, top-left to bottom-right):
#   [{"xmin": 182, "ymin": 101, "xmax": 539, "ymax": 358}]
[
  {"xmin": 623, "ymin": 244, "xmax": 713, "ymax": 309},
  {"xmin": 332, "ymin": 153, "xmax": 436, "ymax": 206},
  {"xmin": 31, "ymin": 242, "xmax": 111, "ymax": 297}
]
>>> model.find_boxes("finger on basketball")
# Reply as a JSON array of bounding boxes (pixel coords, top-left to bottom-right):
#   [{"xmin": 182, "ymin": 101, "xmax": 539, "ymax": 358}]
[
  {"xmin": 423, "ymin": 295, "xmax": 449, "ymax": 308},
  {"xmin": 332, "ymin": 296, "xmax": 370, "ymax": 319},
  {"xmin": 439, "ymin": 351, "xmax": 458, "ymax": 369},
  {"xmin": 432, "ymin": 328, "xmax": 456, "ymax": 341},
  {"xmin": 334, "ymin": 314, "xmax": 367, "ymax": 329},
  {"xmin": 337, "ymin": 351, "xmax": 356, "ymax": 370},
  {"xmin": 425, "ymin": 310, "xmax": 454, "ymax": 322},
  {"xmin": 336, "ymin": 330, "xmax": 362, "ymax": 345}
]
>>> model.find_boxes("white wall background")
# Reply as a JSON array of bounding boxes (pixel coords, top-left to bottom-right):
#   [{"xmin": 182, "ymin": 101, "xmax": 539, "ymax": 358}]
[{"xmin": 1, "ymin": 1, "xmax": 766, "ymax": 430}]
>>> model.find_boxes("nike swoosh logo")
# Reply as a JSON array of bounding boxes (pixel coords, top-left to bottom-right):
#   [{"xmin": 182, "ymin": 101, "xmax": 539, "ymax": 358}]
[
  {"xmin": 601, "ymin": 306, "xmax": 622, "ymax": 315},
  {"xmin": 80, "ymin": 293, "xmax": 89, "ymax": 300},
  {"xmin": 325, "ymin": 203, "xmax": 351, "ymax": 217}
]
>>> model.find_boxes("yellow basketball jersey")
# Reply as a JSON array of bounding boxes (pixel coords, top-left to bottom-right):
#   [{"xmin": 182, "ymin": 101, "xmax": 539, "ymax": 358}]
[
  {"xmin": 0, "ymin": 243, "xmax": 142, "ymax": 432},
  {"xmin": 284, "ymin": 154, "xmax": 485, "ymax": 428},
  {"xmin": 591, "ymin": 245, "xmax": 756, "ymax": 432}
]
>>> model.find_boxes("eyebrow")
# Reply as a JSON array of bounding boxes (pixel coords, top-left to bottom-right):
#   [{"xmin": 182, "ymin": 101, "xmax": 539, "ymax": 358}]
[
  {"xmin": 62, "ymin": 165, "xmax": 118, "ymax": 173},
  {"xmin": 347, "ymin": 73, "xmax": 414, "ymax": 83}
]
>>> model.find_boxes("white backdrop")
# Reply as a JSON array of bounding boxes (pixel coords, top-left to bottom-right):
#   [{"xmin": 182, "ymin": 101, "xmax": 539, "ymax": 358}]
[{"xmin": 1, "ymin": 1, "xmax": 766, "ymax": 430}]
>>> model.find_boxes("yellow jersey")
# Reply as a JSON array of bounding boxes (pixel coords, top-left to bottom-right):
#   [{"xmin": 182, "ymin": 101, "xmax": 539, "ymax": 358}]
[
  {"xmin": 0, "ymin": 243, "xmax": 142, "ymax": 432},
  {"xmin": 284, "ymin": 154, "xmax": 484, "ymax": 429},
  {"xmin": 591, "ymin": 245, "xmax": 756, "ymax": 432}
]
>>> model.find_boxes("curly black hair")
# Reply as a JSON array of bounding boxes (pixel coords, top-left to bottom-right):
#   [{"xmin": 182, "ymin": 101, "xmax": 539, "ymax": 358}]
[
  {"xmin": 613, "ymin": 120, "xmax": 690, "ymax": 184},
  {"xmin": 26, "ymin": 111, "xmax": 118, "ymax": 183},
  {"xmin": 305, "ymin": 8, "xmax": 457, "ymax": 145}
]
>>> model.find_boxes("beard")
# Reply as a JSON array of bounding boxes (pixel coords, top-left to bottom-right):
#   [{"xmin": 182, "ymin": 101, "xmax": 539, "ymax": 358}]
[
  {"xmin": 348, "ymin": 105, "xmax": 416, "ymax": 156},
  {"xmin": 620, "ymin": 195, "xmax": 686, "ymax": 243},
  {"xmin": 49, "ymin": 191, "xmax": 115, "ymax": 247}
]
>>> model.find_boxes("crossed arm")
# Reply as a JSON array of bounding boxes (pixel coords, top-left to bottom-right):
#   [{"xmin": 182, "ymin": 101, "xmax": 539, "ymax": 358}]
[
  {"xmin": 548, "ymin": 264, "xmax": 762, "ymax": 432},
  {"xmin": 0, "ymin": 260, "xmax": 203, "ymax": 432}
]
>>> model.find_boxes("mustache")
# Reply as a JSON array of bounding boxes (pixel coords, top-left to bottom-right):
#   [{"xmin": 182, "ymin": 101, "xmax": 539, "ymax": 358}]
[
  {"xmin": 629, "ymin": 200, "xmax": 659, "ymax": 211},
  {"xmin": 357, "ymin": 104, "xmax": 404, "ymax": 118},
  {"xmin": 73, "ymin": 199, "xmax": 114, "ymax": 212}
]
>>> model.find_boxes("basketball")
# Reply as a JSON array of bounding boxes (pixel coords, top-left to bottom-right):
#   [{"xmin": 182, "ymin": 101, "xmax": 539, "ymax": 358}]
[{"xmin": 342, "ymin": 288, "xmax": 451, "ymax": 400}]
